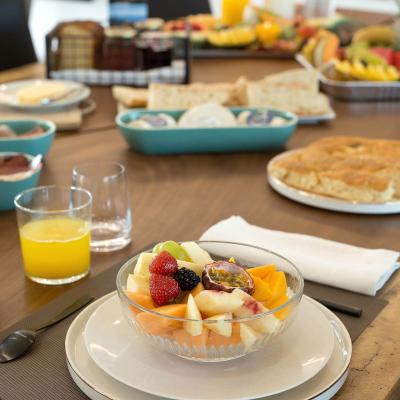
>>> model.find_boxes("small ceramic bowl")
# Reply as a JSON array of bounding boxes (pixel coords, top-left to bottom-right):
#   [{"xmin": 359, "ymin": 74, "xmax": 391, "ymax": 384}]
[
  {"xmin": 0, "ymin": 120, "xmax": 55, "ymax": 157},
  {"xmin": 0, "ymin": 152, "xmax": 42, "ymax": 211},
  {"xmin": 116, "ymin": 241, "xmax": 304, "ymax": 362}
]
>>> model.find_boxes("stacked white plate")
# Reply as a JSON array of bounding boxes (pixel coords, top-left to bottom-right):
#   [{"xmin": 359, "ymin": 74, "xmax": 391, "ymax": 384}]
[{"xmin": 66, "ymin": 292, "xmax": 352, "ymax": 400}]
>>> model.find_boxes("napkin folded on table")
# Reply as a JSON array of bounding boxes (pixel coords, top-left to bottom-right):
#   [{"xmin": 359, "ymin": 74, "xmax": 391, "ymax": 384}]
[
  {"xmin": 0, "ymin": 107, "xmax": 82, "ymax": 131},
  {"xmin": 200, "ymin": 216, "xmax": 399, "ymax": 296}
]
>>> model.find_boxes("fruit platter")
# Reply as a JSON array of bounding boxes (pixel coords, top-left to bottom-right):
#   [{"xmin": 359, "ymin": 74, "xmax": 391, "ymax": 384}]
[
  {"xmin": 136, "ymin": 11, "xmax": 331, "ymax": 59},
  {"xmin": 297, "ymin": 24, "xmax": 400, "ymax": 101},
  {"xmin": 116, "ymin": 240, "xmax": 303, "ymax": 362}
]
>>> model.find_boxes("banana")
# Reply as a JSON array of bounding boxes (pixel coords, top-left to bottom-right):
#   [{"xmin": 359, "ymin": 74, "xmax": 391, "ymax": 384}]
[
  {"xmin": 352, "ymin": 25, "xmax": 395, "ymax": 46},
  {"xmin": 334, "ymin": 60, "xmax": 399, "ymax": 81},
  {"xmin": 208, "ymin": 27, "xmax": 256, "ymax": 47}
]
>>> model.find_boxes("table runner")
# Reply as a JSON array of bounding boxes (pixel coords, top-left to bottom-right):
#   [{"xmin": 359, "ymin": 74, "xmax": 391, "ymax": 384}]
[{"xmin": 0, "ymin": 256, "xmax": 388, "ymax": 400}]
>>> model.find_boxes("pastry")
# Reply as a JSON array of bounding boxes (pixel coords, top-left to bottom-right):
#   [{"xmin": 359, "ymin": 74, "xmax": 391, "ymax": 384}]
[{"xmin": 269, "ymin": 136, "xmax": 400, "ymax": 203}]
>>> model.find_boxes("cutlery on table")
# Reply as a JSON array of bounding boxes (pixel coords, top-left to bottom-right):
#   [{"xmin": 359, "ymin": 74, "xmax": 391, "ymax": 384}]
[
  {"xmin": 0, "ymin": 294, "xmax": 94, "ymax": 363},
  {"xmin": 312, "ymin": 296, "xmax": 363, "ymax": 317},
  {"xmin": 40, "ymin": 87, "xmax": 83, "ymax": 106}
]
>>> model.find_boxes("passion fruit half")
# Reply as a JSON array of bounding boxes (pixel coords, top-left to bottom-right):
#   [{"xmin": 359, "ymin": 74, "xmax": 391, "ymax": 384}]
[{"xmin": 202, "ymin": 261, "xmax": 255, "ymax": 294}]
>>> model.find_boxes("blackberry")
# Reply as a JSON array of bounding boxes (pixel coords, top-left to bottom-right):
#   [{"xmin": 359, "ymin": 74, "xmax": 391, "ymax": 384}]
[{"xmin": 173, "ymin": 268, "xmax": 200, "ymax": 291}]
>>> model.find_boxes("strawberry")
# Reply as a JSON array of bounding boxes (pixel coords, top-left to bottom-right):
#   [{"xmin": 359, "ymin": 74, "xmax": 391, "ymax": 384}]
[
  {"xmin": 150, "ymin": 274, "xmax": 181, "ymax": 306},
  {"xmin": 149, "ymin": 251, "xmax": 178, "ymax": 276}
]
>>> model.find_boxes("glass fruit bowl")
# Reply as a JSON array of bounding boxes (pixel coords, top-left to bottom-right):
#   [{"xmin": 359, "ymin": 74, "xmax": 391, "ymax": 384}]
[{"xmin": 116, "ymin": 241, "xmax": 304, "ymax": 362}]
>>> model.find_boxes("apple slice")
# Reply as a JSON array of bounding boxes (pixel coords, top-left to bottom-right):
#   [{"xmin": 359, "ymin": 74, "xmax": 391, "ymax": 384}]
[
  {"xmin": 194, "ymin": 290, "xmax": 244, "ymax": 317},
  {"xmin": 204, "ymin": 313, "xmax": 232, "ymax": 337},
  {"xmin": 127, "ymin": 274, "xmax": 150, "ymax": 296},
  {"xmin": 240, "ymin": 323, "xmax": 260, "ymax": 350},
  {"xmin": 177, "ymin": 259, "xmax": 203, "ymax": 277},
  {"xmin": 181, "ymin": 242, "xmax": 214, "ymax": 266},
  {"xmin": 134, "ymin": 252, "xmax": 157, "ymax": 277},
  {"xmin": 184, "ymin": 294, "xmax": 203, "ymax": 336},
  {"xmin": 231, "ymin": 289, "xmax": 281, "ymax": 334}
]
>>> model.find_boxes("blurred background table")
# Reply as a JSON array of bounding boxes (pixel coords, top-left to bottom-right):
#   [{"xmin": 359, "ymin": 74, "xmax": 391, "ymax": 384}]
[{"xmin": 0, "ymin": 57, "xmax": 400, "ymax": 400}]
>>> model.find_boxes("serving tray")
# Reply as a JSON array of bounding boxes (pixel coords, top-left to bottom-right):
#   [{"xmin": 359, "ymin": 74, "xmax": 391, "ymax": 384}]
[{"xmin": 296, "ymin": 54, "xmax": 400, "ymax": 102}]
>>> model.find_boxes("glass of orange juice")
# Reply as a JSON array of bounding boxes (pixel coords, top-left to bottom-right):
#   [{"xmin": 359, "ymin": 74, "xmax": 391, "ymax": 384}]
[
  {"xmin": 14, "ymin": 185, "xmax": 92, "ymax": 285},
  {"xmin": 221, "ymin": 0, "xmax": 249, "ymax": 26}
]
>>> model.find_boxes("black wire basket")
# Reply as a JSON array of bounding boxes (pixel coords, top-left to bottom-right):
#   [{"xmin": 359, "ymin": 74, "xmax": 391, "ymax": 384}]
[{"xmin": 45, "ymin": 22, "xmax": 191, "ymax": 87}]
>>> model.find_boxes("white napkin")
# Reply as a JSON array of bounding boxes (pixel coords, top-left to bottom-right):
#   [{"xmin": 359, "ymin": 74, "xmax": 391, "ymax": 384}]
[{"xmin": 200, "ymin": 216, "xmax": 399, "ymax": 296}]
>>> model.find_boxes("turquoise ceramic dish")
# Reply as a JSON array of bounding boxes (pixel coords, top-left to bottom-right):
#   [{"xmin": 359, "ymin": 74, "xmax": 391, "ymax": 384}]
[
  {"xmin": 116, "ymin": 108, "xmax": 298, "ymax": 155},
  {"xmin": 0, "ymin": 120, "xmax": 55, "ymax": 157},
  {"xmin": 0, "ymin": 152, "xmax": 42, "ymax": 211}
]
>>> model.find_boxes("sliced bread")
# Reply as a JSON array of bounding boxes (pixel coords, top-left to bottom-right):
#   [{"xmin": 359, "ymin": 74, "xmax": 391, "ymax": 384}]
[{"xmin": 246, "ymin": 82, "xmax": 331, "ymax": 115}]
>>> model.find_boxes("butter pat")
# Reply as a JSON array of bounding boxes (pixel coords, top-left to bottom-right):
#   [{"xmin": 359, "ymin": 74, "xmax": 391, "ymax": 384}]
[{"xmin": 17, "ymin": 82, "xmax": 66, "ymax": 105}]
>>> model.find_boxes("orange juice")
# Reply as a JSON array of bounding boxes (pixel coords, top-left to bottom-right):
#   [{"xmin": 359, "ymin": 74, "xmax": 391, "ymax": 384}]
[
  {"xmin": 19, "ymin": 217, "xmax": 90, "ymax": 280},
  {"xmin": 221, "ymin": 0, "xmax": 249, "ymax": 26}
]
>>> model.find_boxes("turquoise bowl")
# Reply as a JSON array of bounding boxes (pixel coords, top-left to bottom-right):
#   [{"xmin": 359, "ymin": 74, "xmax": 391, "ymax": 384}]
[
  {"xmin": 0, "ymin": 120, "xmax": 55, "ymax": 157},
  {"xmin": 116, "ymin": 107, "xmax": 298, "ymax": 155},
  {"xmin": 0, "ymin": 152, "xmax": 42, "ymax": 211}
]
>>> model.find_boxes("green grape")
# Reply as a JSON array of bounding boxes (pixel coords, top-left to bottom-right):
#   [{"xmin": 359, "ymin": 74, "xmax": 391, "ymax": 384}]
[{"xmin": 152, "ymin": 241, "xmax": 192, "ymax": 262}]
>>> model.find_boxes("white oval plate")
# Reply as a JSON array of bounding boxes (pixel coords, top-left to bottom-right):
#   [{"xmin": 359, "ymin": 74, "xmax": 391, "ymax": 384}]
[
  {"xmin": 267, "ymin": 152, "xmax": 400, "ymax": 214},
  {"xmin": 82, "ymin": 294, "xmax": 334, "ymax": 400},
  {"xmin": 66, "ymin": 292, "xmax": 351, "ymax": 400},
  {"xmin": 0, "ymin": 79, "xmax": 90, "ymax": 111}
]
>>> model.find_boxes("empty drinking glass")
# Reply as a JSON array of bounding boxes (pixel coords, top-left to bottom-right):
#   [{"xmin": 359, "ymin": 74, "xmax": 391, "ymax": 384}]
[{"xmin": 72, "ymin": 162, "xmax": 132, "ymax": 252}]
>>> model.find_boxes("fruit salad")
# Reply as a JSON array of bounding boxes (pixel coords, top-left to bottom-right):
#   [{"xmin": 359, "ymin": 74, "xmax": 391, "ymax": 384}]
[{"xmin": 123, "ymin": 241, "xmax": 293, "ymax": 356}]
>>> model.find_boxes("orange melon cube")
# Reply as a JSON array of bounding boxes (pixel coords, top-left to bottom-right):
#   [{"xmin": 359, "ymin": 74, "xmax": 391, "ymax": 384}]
[
  {"xmin": 126, "ymin": 291, "xmax": 155, "ymax": 314},
  {"xmin": 207, "ymin": 323, "xmax": 241, "ymax": 347},
  {"xmin": 173, "ymin": 327, "xmax": 209, "ymax": 348},
  {"xmin": 182, "ymin": 282, "xmax": 205, "ymax": 304},
  {"xmin": 248, "ymin": 265, "xmax": 276, "ymax": 280},
  {"xmin": 191, "ymin": 282, "xmax": 204, "ymax": 297},
  {"xmin": 136, "ymin": 303, "xmax": 186, "ymax": 336}
]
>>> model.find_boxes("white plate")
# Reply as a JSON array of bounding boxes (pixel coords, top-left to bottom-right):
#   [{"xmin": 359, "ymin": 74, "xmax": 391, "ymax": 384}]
[
  {"xmin": 66, "ymin": 292, "xmax": 351, "ymax": 400},
  {"xmin": 298, "ymin": 110, "xmax": 336, "ymax": 125},
  {"xmin": 0, "ymin": 79, "xmax": 90, "ymax": 111},
  {"xmin": 83, "ymin": 294, "xmax": 334, "ymax": 400},
  {"xmin": 267, "ymin": 152, "xmax": 400, "ymax": 214}
]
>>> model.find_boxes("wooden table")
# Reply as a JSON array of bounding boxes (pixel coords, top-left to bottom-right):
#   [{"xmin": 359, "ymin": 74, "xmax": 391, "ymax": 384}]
[{"xmin": 0, "ymin": 58, "xmax": 400, "ymax": 400}]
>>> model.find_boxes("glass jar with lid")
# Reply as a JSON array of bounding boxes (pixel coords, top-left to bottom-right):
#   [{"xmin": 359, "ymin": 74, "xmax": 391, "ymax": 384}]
[{"xmin": 102, "ymin": 26, "xmax": 137, "ymax": 70}]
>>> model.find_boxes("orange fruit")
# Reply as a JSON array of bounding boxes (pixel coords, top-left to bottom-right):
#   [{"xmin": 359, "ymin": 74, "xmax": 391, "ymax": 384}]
[
  {"xmin": 173, "ymin": 328, "xmax": 209, "ymax": 348},
  {"xmin": 267, "ymin": 271, "xmax": 287, "ymax": 303},
  {"xmin": 252, "ymin": 276, "xmax": 273, "ymax": 302},
  {"xmin": 126, "ymin": 291, "xmax": 155, "ymax": 314},
  {"xmin": 136, "ymin": 303, "xmax": 186, "ymax": 336},
  {"xmin": 248, "ymin": 265, "xmax": 276, "ymax": 280}
]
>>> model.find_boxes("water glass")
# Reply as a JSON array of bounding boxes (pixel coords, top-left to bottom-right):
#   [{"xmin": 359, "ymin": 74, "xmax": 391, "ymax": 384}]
[
  {"xmin": 14, "ymin": 185, "xmax": 92, "ymax": 285},
  {"xmin": 72, "ymin": 162, "xmax": 132, "ymax": 252}
]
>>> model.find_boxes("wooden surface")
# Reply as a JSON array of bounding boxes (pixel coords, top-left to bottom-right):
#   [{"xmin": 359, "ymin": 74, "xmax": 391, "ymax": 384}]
[{"xmin": 1, "ymin": 58, "xmax": 400, "ymax": 400}]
